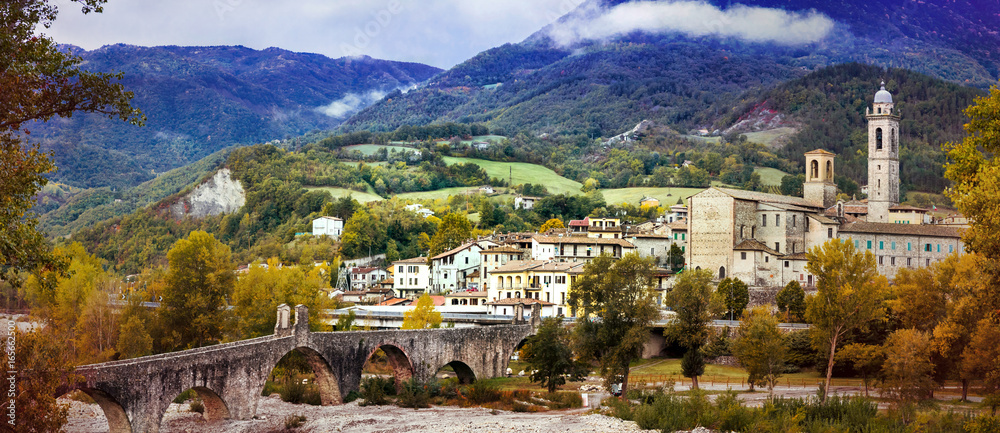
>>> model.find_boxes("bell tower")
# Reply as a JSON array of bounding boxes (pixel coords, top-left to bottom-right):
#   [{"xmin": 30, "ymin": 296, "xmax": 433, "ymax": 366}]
[
  {"xmin": 803, "ymin": 149, "xmax": 837, "ymax": 208},
  {"xmin": 866, "ymin": 81, "xmax": 900, "ymax": 223}
]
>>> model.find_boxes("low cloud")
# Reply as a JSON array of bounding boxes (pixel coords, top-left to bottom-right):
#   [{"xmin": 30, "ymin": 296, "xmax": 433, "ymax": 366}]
[
  {"xmin": 316, "ymin": 90, "xmax": 388, "ymax": 118},
  {"xmin": 548, "ymin": 1, "xmax": 835, "ymax": 47}
]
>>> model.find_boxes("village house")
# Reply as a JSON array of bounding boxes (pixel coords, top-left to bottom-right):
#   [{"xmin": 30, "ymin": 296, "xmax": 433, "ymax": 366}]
[
  {"xmin": 530, "ymin": 235, "xmax": 636, "ymax": 262},
  {"xmin": 391, "ymin": 256, "xmax": 430, "ymax": 298},
  {"xmin": 430, "ymin": 240, "xmax": 495, "ymax": 293},
  {"xmin": 486, "ymin": 259, "xmax": 584, "ymax": 317},
  {"xmin": 311, "ymin": 216, "xmax": 344, "ymax": 238},
  {"xmin": 514, "ymin": 196, "xmax": 539, "ymax": 210},
  {"xmin": 349, "ymin": 267, "xmax": 389, "ymax": 290},
  {"xmin": 478, "ymin": 245, "xmax": 526, "ymax": 291}
]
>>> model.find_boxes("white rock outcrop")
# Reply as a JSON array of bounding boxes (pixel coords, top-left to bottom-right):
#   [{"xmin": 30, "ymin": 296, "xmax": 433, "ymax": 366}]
[{"xmin": 170, "ymin": 168, "xmax": 246, "ymax": 219}]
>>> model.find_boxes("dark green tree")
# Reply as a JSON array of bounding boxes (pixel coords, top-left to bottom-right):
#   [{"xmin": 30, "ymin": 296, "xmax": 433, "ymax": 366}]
[
  {"xmin": 570, "ymin": 253, "xmax": 659, "ymax": 397},
  {"xmin": 716, "ymin": 277, "xmax": 749, "ymax": 320},
  {"xmin": 160, "ymin": 231, "xmax": 235, "ymax": 351},
  {"xmin": 776, "ymin": 280, "xmax": 807, "ymax": 322},
  {"xmin": 426, "ymin": 213, "xmax": 472, "ymax": 263},
  {"xmin": 780, "ymin": 174, "xmax": 805, "ymax": 197},
  {"xmin": 522, "ymin": 317, "xmax": 585, "ymax": 392}
]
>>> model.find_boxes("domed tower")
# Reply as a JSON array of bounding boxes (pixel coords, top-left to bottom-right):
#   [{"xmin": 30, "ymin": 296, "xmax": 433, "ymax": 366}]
[{"xmin": 866, "ymin": 82, "xmax": 900, "ymax": 223}]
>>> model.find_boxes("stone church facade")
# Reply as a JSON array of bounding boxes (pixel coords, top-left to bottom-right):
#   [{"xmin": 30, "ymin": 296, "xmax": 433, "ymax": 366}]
[{"xmin": 686, "ymin": 83, "xmax": 963, "ymax": 288}]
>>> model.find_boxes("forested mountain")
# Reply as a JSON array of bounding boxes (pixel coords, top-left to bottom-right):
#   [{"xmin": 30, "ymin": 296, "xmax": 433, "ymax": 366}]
[
  {"xmin": 28, "ymin": 45, "xmax": 441, "ymax": 189},
  {"xmin": 342, "ymin": 0, "xmax": 999, "ymax": 136}
]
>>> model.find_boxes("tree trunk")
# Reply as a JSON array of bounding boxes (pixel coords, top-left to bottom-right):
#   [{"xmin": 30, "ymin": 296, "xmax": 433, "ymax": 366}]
[
  {"xmin": 961, "ymin": 379, "xmax": 968, "ymax": 402},
  {"xmin": 621, "ymin": 369, "xmax": 630, "ymax": 400},
  {"xmin": 691, "ymin": 375, "xmax": 699, "ymax": 390},
  {"xmin": 822, "ymin": 333, "xmax": 839, "ymax": 402}
]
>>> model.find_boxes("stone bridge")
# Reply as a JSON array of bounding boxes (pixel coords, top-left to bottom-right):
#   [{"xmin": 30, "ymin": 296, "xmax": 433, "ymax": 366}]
[{"xmin": 59, "ymin": 304, "xmax": 539, "ymax": 433}]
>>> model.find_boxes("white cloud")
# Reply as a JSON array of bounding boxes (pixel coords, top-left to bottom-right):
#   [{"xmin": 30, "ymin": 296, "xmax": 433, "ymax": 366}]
[
  {"xmin": 547, "ymin": 1, "xmax": 835, "ymax": 47},
  {"xmin": 316, "ymin": 90, "xmax": 389, "ymax": 118}
]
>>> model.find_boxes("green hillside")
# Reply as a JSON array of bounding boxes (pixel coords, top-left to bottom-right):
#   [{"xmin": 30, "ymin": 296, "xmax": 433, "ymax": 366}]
[
  {"xmin": 600, "ymin": 187, "xmax": 706, "ymax": 207},
  {"xmin": 440, "ymin": 157, "xmax": 583, "ymax": 196}
]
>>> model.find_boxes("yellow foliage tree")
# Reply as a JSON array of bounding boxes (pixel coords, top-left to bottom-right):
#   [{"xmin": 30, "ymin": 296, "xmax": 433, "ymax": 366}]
[
  {"xmin": 231, "ymin": 258, "xmax": 332, "ymax": 339},
  {"xmin": 538, "ymin": 218, "xmax": 565, "ymax": 233},
  {"xmin": 402, "ymin": 294, "xmax": 442, "ymax": 329}
]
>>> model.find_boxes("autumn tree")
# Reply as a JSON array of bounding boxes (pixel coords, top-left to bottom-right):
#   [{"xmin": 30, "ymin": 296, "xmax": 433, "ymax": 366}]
[
  {"xmin": 522, "ymin": 317, "xmax": 585, "ymax": 392},
  {"xmin": 538, "ymin": 218, "xmax": 564, "ymax": 233},
  {"xmin": 341, "ymin": 209, "xmax": 386, "ymax": 259},
  {"xmin": 805, "ymin": 239, "xmax": 888, "ymax": 401},
  {"xmin": 570, "ymin": 253, "xmax": 659, "ymax": 397},
  {"xmin": 664, "ymin": 268, "xmax": 721, "ymax": 390},
  {"xmin": 731, "ymin": 307, "xmax": 786, "ymax": 393},
  {"xmin": 402, "ymin": 293, "xmax": 442, "ymax": 329},
  {"xmin": 426, "ymin": 213, "xmax": 472, "ymax": 263},
  {"xmin": 716, "ymin": 277, "xmax": 749, "ymax": 321},
  {"xmin": 12, "ymin": 328, "xmax": 74, "ymax": 433},
  {"xmin": 776, "ymin": 280, "xmax": 806, "ymax": 322},
  {"xmin": 159, "ymin": 231, "xmax": 235, "ymax": 351},
  {"xmin": 879, "ymin": 329, "xmax": 936, "ymax": 419},
  {"xmin": 231, "ymin": 258, "xmax": 332, "ymax": 339},
  {"xmin": 836, "ymin": 343, "xmax": 884, "ymax": 397}
]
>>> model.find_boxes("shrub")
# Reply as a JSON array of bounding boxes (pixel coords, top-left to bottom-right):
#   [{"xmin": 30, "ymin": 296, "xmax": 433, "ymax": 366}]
[
  {"xmin": 397, "ymin": 378, "xmax": 431, "ymax": 409},
  {"xmin": 173, "ymin": 389, "xmax": 196, "ymax": 404},
  {"xmin": 716, "ymin": 390, "xmax": 757, "ymax": 432},
  {"xmin": 261, "ymin": 380, "xmax": 279, "ymax": 396},
  {"xmin": 284, "ymin": 414, "xmax": 307, "ymax": 429},
  {"xmin": 602, "ymin": 397, "xmax": 634, "ymax": 421},
  {"xmin": 545, "ymin": 392, "xmax": 583, "ymax": 409},
  {"xmin": 344, "ymin": 390, "xmax": 361, "ymax": 403},
  {"xmin": 464, "ymin": 380, "xmax": 501, "ymax": 405},
  {"xmin": 189, "ymin": 398, "xmax": 204, "ymax": 414},
  {"xmin": 511, "ymin": 401, "xmax": 530, "ymax": 412},
  {"xmin": 360, "ymin": 376, "xmax": 394, "ymax": 406},
  {"xmin": 965, "ymin": 415, "xmax": 1000, "ymax": 433}
]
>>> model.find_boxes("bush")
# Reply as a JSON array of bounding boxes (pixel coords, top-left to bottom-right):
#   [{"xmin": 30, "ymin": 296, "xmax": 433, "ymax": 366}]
[
  {"xmin": 284, "ymin": 414, "xmax": 307, "ymax": 429},
  {"xmin": 279, "ymin": 375, "xmax": 322, "ymax": 405},
  {"xmin": 189, "ymin": 398, "xmax": 204, "ymax": 414},
  {"xmin": 344, "ymin": 390, "xmax": 361, "ymax": 403},
  {"xmin": 360, "ymin": 376, "xmax": 395, "ymax": 406},
  {"xmin": 397, "ymin": 378, "xmax": 431, "ymax": 409},
  {"xmin": 602, "ymin": 397, "xmax": 634, "ymax": 421},
  {"xmin": 173, "ymin": 389, "xmax": 196, "ymax": 404},
  {"xmin": 464, "ymin": 380, "xmax": 501, "ymax": 405},
  {"xmin": 545, "ymin": 391, "xmax": 583, "ymax": 409},
  {"xmin": 715, "ymin": 390, "xmax": 757, "ymax": 432}
]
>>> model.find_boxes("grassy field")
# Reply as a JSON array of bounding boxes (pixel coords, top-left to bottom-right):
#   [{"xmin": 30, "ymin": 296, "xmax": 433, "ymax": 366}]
[
  {"xmin": 441, "ymin": 157, "xmax": 583, "ymax": 195},
  {"xmin": 682, "ymin": 134, "xmax": 722, "ymax": 144},
  {"xmin": 394, "ymin": 186, "xmax": 481, "ymax": 201},
  {"xmin": 342, "ymin": 144, "xmax": 414, "ymax": 155},
  {"xmin": 753, "ymin": 167, "xmax": 790, "ymax": 186},
  {"xmin": 599, "ymin": 187, "xmax": 707, "ymax": 206},
  {"xmin": 744, "ymin": 127, "xmax": 797, "ymax": 147},
  {"xmin": 305, "ymin": 186, "xmax": 383, "ymax": 203}
]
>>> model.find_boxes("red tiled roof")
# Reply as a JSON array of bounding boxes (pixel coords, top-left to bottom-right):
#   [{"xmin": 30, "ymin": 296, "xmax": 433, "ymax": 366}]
[{"xmin": 393, "ymin": 257, "xmax": 428, "ymax": 264}]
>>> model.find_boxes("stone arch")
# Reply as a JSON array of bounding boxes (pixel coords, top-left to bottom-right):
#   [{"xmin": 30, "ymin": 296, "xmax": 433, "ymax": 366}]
[
  {"xmin": 810, "ymin": 160, "xmax": 818, "ymax": 179},
  {"xmin": 876, "ymin": 127, "xmax": 883, "ymax": 150},
  {"xmin": 62, "ymin": 388, "xmax": 133, "ymax": 433},
  {"xmin": 162, "ymin": 386, "xmax": 230, "ymax": 426},
  {"xmin": 719, "ymin": 266, "xmax": 726, "ymax": 279},
  {"xmin": 435, "ymin": 360, "xmax": 477, "ymax": 384},
  {"xmin": 365, "ymin": 344, "xmax": 414, "ymax": 390},
  {"xmin": 825, "ymin": 160, "xmax": 833, "ymax": 180},
  {"xmin": 269, "ymin": 346, "xmax": 342, "ymax": 405}
]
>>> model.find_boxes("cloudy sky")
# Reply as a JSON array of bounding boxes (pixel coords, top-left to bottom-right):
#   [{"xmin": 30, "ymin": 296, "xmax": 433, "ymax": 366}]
[{"xmin": 45, "ymin": 0, "xmax": 580, "ymax": 68}]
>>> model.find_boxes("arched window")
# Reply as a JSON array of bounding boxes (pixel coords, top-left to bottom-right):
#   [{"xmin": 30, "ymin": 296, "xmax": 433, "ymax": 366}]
[
  {"xmin": 810, "ymin": 160, "xmax": 819, "ymax": 179},
  {"xmin": 825, "ymin": 160, "xmax": 833, "ymax": 180},
  {"xmin": 876, "ymin": 128, "xmax": 883, "ymax": 150},
  {"xmin": 719, "ymin": 266, "xmax": 726, "ymax": 279}
]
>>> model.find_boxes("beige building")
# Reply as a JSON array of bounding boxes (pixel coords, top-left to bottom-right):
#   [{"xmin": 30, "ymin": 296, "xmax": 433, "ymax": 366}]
[
  {"xmin": 531, "ymin": 235, "xmax": 636, "ymax": 262},
  {"xmin": 487, "ymin": 260, "xmax": 584, "ymax": 317}
]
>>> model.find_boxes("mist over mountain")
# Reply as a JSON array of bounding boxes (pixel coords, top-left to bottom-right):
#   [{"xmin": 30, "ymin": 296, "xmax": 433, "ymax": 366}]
[{"xmin": 29, "ymin": 45, "xmax": 440, "ymax": 189}]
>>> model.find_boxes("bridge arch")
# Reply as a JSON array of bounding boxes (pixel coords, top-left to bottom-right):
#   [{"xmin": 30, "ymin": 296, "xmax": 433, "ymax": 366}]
[
  {"xmin": 62, "ymin": 388, "xmax": 132, "ymax": 433},
  {"xmin": 162, "ymin": 386, "xmax": 231, "ymax": 426},
  {"xmin": 268, "ymin": 346, "xmax": 342, "ymax": 405},
  {"xmin": 365, "ymin": 343, "xmax": 414, "ymax": 390},
  {"xmin": 435, "ymin": 360, "xmax": 476, "ymax": 384}
]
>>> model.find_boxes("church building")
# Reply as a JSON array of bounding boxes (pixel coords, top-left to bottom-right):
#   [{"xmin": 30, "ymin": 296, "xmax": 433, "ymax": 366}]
[{"xmin": 686, "ymin": 83, "xmax": 963, "ymax": 288}]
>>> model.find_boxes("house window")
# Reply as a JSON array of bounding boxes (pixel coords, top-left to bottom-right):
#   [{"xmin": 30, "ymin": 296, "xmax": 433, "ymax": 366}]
[
  {"xmin": 651, "ymin": 248, "xmax": 655, "ymax": 255},
  {"xmin": 561, "ymin": 293, "xmax": 565, "ymax": 305},
  {"xmin": 556, "ymin": 276, "xmax": 566, "ymax": 284},
  {"xmin": 792, "ymin": 215, "xmax": 797, "ymax": 227},
  {"xmin": 878, "ymin": 256, "xmax": 884, "ymax": 265},
  {"xmin": 855, "ymin": 240, "xmax": 860, "ymax": 249},
  {"xmin": 465, "ymin": 257, "xmax": 469, "ymax": 264},
  {"xmin": 879, "ymin": 241, "xmax": 884, "ymax": 250},
  {"xmin": 925, "ymin": 243, "xmax": 932, "ymax": 252},
  {"xmin": 949, "ymin": 245, "xmax": 954, "ymax": 253},
  {"xmin": 741, "ymin": 252, "xmax": 747, "ymax": 260},
  {"xmin": 775, "ymin": 242, "xmax": 780, "ymax": 252},
  {"xmin": 762, "ymin": 215, "xmax": 767, "ymax": 227},
  {"xmin": 681, "ymin": 233, "xmax": 686, "ymax": 240},
  {"xmin": 892, "ymin": 242, "xmax": 896, "ymax": 250},
  {"xmin": 891, "ymin": 257, "xmax": 896, "ymax": 265},
  {"xmin": 828, "ymin": 228, "xmax": 833, "ymax": 239},
  {"xmin": 907, "ymin": 258, "xmax": 912, "ymax": 267},
  {"xmin": 765, "ymin": 256, "xmax": 769, "ymax": 263},
  {"xmin": 926, "ymin": 259, "xmax": 931, "ymax": 267},
  {"xmin": 867, "ymin": 240, "xmax": 872, "ymax": 249},
  {"xmin": 907, "ymin": 242, "xmax": 912, "ymax": 251},
  {"xmin": 937, "ymin": 244, "xmax": 941, "ymax": 252},
  {"xmin": 784, "ymin": 261, "xmax": 789, "ymax": 268},
  {"xmin": 776, "ymin": 215, "xmax": 781, "ymax": 227}
]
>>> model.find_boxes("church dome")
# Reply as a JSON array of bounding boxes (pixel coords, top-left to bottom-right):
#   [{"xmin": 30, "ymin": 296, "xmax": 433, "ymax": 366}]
[{"xmin": 874, "ymin": 81, "xmax": 892, "ymax": 103}]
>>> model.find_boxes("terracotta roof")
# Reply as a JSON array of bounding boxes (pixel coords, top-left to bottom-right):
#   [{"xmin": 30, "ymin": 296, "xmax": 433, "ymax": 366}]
[
  {"xmin": 446, "ymin": 291, "xmax": 487, "ymax": 298},
  {"xmin": 466, "ymin": 270, "xmax": 481, "ymax": 279},
  {"xmin": 533, "ymin": 262, "xmax": 586, "ymax": 272},
  {"xmin": 492, "ymin": 260, "xmax": 547, "ymax": 273},
  {"xmin": 889, "ymin": 205, "xmax": 928, "ymax": 212},
  {"xmin": 393, "ymin": 256, "xmax": 428, "ymax": 264},
  {"xmin": 568, "ymin": 217, "xmax": 590, "ymax": 227},
  {"xmin": 668, "ymin": 220, "xmax": 687, "ymax": 230},
  {"xmin": 805, "ymin": 149, "xmax": 835, "ymax": 156},
  {"xmin": 487, "ymin": 298, "xmax": 555, "ymax": 306},
  {"xmin": 808, "ymin": 214, "xmax": 839, "ymax": 225},
  {"xmin": 379, "ymin": 298, "xmax": 411, "ymax": 306},
  {"xmin": 629, "ymin": 233, "xmax": 673, "ymax": 239},
  {"xmin": 532, "ymin": 235, "xmax": 636, "ymax": 248},
  {"xmin": 782, "ymin": 252, "xmax": 808, "ymax": 260},
  {"xmin": 352, "ymin": 267, "xmax": 382, "ymax": 274},
  {"xmin": 429, "ymin": 296, "xmax": 446, "ymax": 306},
  {"xmin": 838, "ymin": 222, "xmax": 963, "ymax": 238},
  {"xmin": 714, "ymin": 187, "xmax": 823, "ymax": 209},
  {"xmin": 431, "ymin": 241, "xmax": 479, "ymax": 260},
  {"xmin": 734, "ymin": 239, "xmax": 781, "ymax": 255},
  {"xmin": 481, "ymin": 246, "xmax": 524, "ymax": 254}
]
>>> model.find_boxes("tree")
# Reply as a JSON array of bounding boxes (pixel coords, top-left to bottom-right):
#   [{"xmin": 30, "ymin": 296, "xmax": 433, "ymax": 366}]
[
  {"xmin": 522, "ymin": 317, "xmax": 584, "ymax": 392},
  {"xmin": 385, "ymin": 240, "xmax": 400, "ymax": 264},
  {"xmin": 426, "ymin": 213, "xmax": 472, "ymax": 263},
  {"xmin": 538, "ymin": 218, "xmax": 565, "ymax": 233},
  {"xmin": 716, "ymin": 277, "xmax": 749, "ymax": 321},
  {"xmin": 570, "ymin": 253, "xmax": 658, "ymax": 397},
  {"xmin": 776, "ymin": 280, "xmax": 806, "ymax": 322},
  {"xmin": 402, "ymin": 293, "xmax": 442, "ymax": 329},
  {"xmin": 663, "ymin": 268, "xmax": 721, "ymax": 390},
  {"xmin": 231, "ymin": 258, "xmax": 332, "ymax": 339},
  {"xmin": 805, "ymin": 239, "xmax": 888, "ymax": 401},
  {"xmin": 731, "ymin": 307, "xmax": 786, "ymax": 393},
  {"xmin": 879, "ymin": 329, "xmax": 936, "ymax": 418},
  {"xmin": 12, "ymin": 328, "xmax": 74, "ymax": 433},
  {"xmin": 341, "ymin": 209, "xmax": 386, "ymax": 259},
  {"xmin": 780, "ymin": 174, "xmax": 805, "ymax": 197},
  {"xmin": 666, "ymin": 244, "xmax": 684, "ymax": 271},
  {"xmin": 160, "ymin": 231, "xmax": 235, "ymax": 351},
  {"xmin": 836, "ymin": 343, "xmax": 884, "ymax": 397}
]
